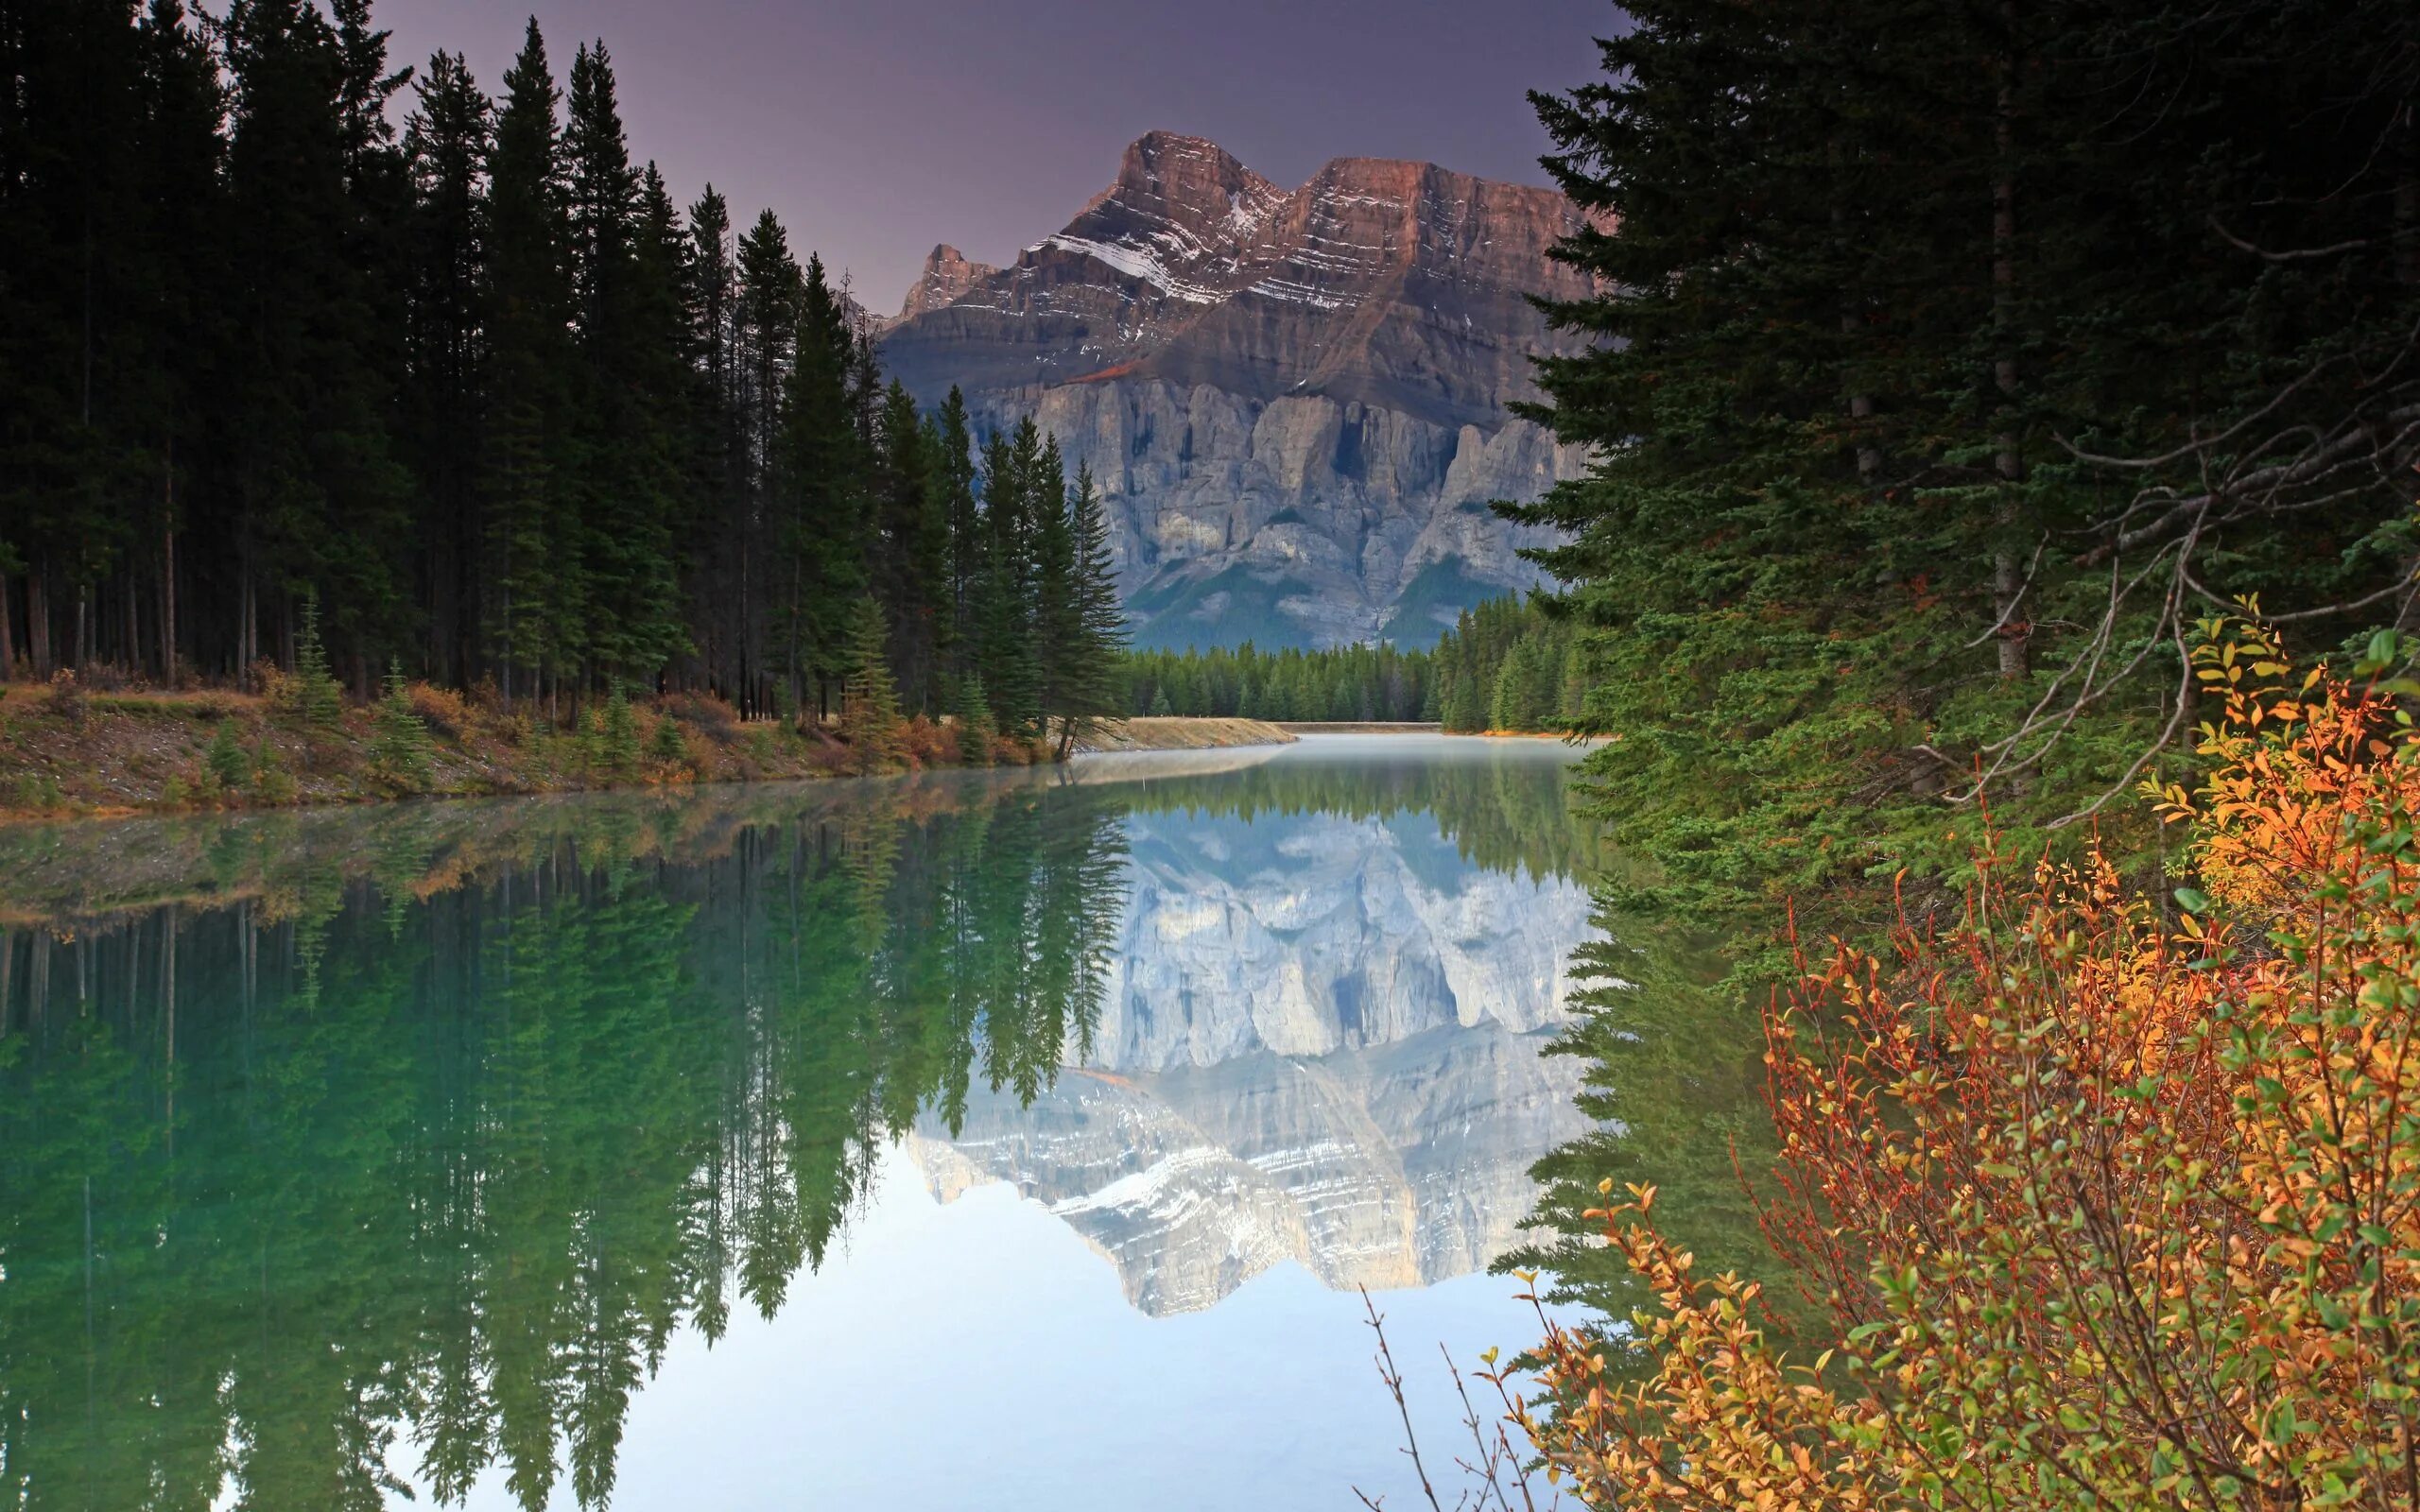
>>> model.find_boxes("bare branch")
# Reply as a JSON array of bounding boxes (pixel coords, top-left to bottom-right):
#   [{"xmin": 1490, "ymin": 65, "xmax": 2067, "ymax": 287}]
[{"xmin": 2204, "ymin": 213, "xmax": 2376, "ymax": 264}]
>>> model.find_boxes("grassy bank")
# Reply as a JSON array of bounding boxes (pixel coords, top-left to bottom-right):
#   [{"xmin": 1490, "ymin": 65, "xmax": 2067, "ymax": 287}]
[
  {"xmin": 0, "ymin": 678, "xmax": 1310, "ymax": 819},
  {"xmin": 0, "ymin": 676, "xmax": 973, "ymax": 819}
]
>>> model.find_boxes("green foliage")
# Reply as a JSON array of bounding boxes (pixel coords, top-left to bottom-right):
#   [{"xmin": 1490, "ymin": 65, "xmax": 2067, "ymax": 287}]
[
  {"xmin": 838, "ymin": 597, "xmax": 903, "ymax": 772},
  {"xmin": 251, "ymin": 737, "xmax": 296, "ymax": 804},
  {"xmin": 205, "ymin": 720, "xmax": 252, "ymax": 792},
  {"xmin": 367, "ymin": 660, "xmax": 433, "ymax": 791},
  {"xmin": 287, "ymin": 597, "xmax": 345, "ymax": 730},
  {"xmin": 1514, "ymin": 0, "xmax": 2420, "ymax": 940},
  {"xmin": 951, "ymin": 673, "xmax": 994, "ymax": 765},
  {"xmin": 1123, "ymin": 640, "xmax": 1435, "ymax": 723},
  {"xmin": 646, "ymin": 708, "xmax": 686, "ymax": 766},
  {"xmin": 596, "ymin": 684, "xmax": 641, "ymax": 779}
]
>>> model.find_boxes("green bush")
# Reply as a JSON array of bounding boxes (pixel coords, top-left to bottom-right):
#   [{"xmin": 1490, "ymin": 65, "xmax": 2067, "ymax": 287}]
[
  {"xmin": 205, "ymin": 720, "xmax": 251, "ymax": 792},
  {"xmin": 367, "ymin": 662, "xmax": 432, "ymax": 792}
]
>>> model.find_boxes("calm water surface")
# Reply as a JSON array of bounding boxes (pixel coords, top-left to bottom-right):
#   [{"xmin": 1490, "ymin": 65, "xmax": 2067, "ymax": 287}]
[{"xmin": 0, "ymin": 736, "xmax": 1606, "ymax": 1511}]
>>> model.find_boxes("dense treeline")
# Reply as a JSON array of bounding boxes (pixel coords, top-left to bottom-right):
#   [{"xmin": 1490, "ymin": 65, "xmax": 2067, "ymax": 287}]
[
  {"xmin": 0, "ymin": 2, "xmax": 1121, "ymax": 747},
  {"xmin": 1118, "ymin": 597, "xmax": 1582, "ymax": 732},
  {"xmin": 1512, "ymin": 0, "xmax": 2420, "ymax": 925},
  {"xmin": 1121, "ymin": 642, "xmax": 1436, "ymax": 722},
  {"xmin": 1432, "ymin": 596, "xmax": 1583, "ymax": 732}
]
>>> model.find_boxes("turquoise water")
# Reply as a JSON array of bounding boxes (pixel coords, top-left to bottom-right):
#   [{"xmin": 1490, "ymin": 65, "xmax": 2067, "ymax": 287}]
[{"xmin": 0, "ymin": 736, "xmax": 1599, "ymax": 1511}]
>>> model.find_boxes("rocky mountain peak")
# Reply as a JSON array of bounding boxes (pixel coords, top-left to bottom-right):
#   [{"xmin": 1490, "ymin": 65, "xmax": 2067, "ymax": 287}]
[
  {"xmin": 876, "ymin": 131, "xmax": 1597, "ymax": 650},
  {"xmin": 888, "ymin": 243, "xmax": 997, "ymax": 328}
]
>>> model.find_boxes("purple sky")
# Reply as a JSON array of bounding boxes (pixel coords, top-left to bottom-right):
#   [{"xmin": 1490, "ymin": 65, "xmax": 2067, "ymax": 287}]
[{"xmin": 377, "ymin": 0, "xmax": 1616, "ymax": 314}]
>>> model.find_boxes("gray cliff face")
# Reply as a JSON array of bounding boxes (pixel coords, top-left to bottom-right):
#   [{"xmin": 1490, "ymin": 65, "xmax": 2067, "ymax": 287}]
[
  {"xmin": 906, "ymin": 805, "xmax": 1595, "ymax": 1315},
  {"xmin": 880, "ymin": 131, "xmax": 1595, "ymax": 650}
]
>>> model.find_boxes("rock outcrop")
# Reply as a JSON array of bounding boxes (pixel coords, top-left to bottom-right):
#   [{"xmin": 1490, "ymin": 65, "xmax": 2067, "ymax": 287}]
[
  {"xmin": 885, "ymin": 244, "xmax": 998, "ymax": 329},
  {"xmin": 906, "ymin": 799, "xmax": 1596, "ymax": 1315},
  {"xmin": 880, "ymin": 131, "xmax": 1597, "ymax": 649}
]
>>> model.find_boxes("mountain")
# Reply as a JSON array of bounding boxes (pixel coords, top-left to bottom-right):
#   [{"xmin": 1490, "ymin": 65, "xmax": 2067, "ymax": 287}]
[
  {"xmin": 886, "ymin": 244, "xmax": 997, "ymax": 328},
  {"xmin": 879, "ymin": 131, "xmax": 1595, "ymax": 650},
  {"xmin": 906, "ymin": 799, "xmax": 1595, "ymax": 1315}
]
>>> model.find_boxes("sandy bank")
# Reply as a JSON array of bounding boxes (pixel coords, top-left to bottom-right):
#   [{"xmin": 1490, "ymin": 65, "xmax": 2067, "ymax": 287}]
[{"xmin": 1071, "ymin": 717, "xmax": 1298, "ymax": 754}]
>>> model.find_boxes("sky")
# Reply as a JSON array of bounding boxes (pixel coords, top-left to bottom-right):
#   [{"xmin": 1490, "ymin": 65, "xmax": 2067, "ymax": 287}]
[{"xmin": 377, "ymin": 0, "xmax": 1618, "ymax": 314}]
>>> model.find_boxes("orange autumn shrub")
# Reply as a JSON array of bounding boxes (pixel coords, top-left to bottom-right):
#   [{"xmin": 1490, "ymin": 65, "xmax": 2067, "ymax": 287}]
[{"xmin": 1518, "ymin": 623, "xmax": 2420, "ymax": 1509}]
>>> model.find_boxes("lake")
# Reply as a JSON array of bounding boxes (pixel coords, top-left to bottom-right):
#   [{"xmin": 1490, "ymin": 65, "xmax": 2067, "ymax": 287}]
[{"xmin": 0, "ymin": 735, "xmax": 1607, "ymax": 1511}]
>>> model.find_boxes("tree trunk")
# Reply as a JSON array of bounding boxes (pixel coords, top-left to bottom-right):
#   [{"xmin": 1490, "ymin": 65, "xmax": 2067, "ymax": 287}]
[
  {"xmin": 162, "ymin": 523, "xmax": 177, "ymax": 685},
  {"xmin": 161, "ymin": 442, "xmax": 178, "ymax": 683},
  {"xmin": 1991, "ymin": 21, "xmax": 2029, "ymax": 679},
  {"xmin": 0, "ymin": 569, "xmax": 15, "ymax": 679},
  {"xmin": 122, "ymin": 571, "xmax": 138, "ymax": 679},
  {"xmin": 27, "ymin": 568, "xmax": 53, "ymax": 680},
  {"xmin": 238, "ymin": 556, "xmax": 256, "ymax": 687}
]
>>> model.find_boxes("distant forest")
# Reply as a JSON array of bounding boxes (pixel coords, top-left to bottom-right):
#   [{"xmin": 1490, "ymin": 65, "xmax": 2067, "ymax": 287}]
[
  {"xmin": 0, "ymin": 2, "xmax": 1120, "ymax": 734},
  {"xmin": 1120, "ymin": 595, "xmax": 1581, "ymax": 732}
]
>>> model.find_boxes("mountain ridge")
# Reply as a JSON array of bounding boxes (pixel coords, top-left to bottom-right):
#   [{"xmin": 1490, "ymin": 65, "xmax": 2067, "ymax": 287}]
[{"xmin": 880, "ymin": 130, "xmax": 1595, "ymax": 650}]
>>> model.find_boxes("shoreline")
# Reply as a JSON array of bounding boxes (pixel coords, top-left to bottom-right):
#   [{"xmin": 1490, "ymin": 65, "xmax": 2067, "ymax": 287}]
[
  {"xmin": 1070, "ymin": 716, "xmax": 1296, "ymax": 754},
  {"xmin": 0, "ymin": 689, "xmax": 1315, "ymax": 822}
]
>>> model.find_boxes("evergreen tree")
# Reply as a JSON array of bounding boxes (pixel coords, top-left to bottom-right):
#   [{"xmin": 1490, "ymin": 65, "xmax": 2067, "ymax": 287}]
[
  {"xmin": 480, "ymin": 17, "xmax": 573, "ymax": 709},
  {"xmin": 401, "ymin": 50, "xmax": 490, "ymax": 685},
  {"xmin": 934, "ymin": 388, "xmax": 981, "ymax": 681},
  {"xmin": 838, "ymin": 596, "xmax": 902, "ymax": 773},
  {"xmin": 731, "ymin": 208, "xmax": 801, "ymax": 714},
  {"xmin": 206, "ymin": 720, "xmax": 252, "ymax": 792},
  {"xmin": 646, "ymin": 707, "xmax": 686, "ymax": 767},
  {"xmin": 596, "ymin": 682, "xmax": 640, "ymax": 778},
  {"xmin": 778, "ymin": 254, "xmax": 867, "ymax": 717},
  {"xmin": 1052, "ymin": 460, "xmax": 1128, "ymax": 757},
  {"xmin": 369, "ymin": 658, "xmax": 433, "ymax": 789},
  {"xmin": 287, "ymin": 594, "xmax": 345, "ymax": 729},
  {"xmin": 951, "ymin": 671, "xmax": 995, "ymax": 765},
  {"xmin": 972, "ymin": 423, "xmax": 1041, "ymax": 734},
  {"xmin": 564, "ymin": 43, "xmax": 685, "ymax": 686},
  {"xmin": 873, "ymin": 382, "xmax": 945, "ymax": 713}
]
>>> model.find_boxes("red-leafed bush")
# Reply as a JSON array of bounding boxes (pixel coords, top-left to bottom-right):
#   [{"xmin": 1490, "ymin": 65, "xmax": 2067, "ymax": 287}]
[{"xmin": 1517, "ymin": 620, "xmax": 2420, "ymax": 1510}]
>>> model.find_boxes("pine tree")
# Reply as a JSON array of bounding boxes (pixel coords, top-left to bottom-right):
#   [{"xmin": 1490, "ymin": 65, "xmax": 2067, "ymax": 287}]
[
  {"xmin": 206, "ymin": 720, "xmax": 253, "ymax": 792},
  {"xmin": 934, "ymin": 388, "xmax": 981, "ymax": 682},
  {"xmin": 369, "ymin": 657, "xmax": 433, "ymax": 789},
  {"xmin": 952, "ymin": 672, "xmax": 995, "ymax": 765},
  {"xmin": 874, "ymin": 381, "xmax": 945, "ymax": 713},
  {"xmin": 973, "ymin": 421, "xmax": 1042, "ymax": 734},
  {"xmin": 596, "ymin": 682, "xmax": 640, "ymax": 778},
  {"xmin": 779, "ymin": 253, "xmax": 868, "ymax": 717},
  {"xmin": 646, "ymin": 707, "xmax": 686, "ymax": 767},
  {"xmin": 401, "ymin": 50, "xmax": 491, "ymax": 686},
  {"xmin": 288, "ymin": 594, "xmax": 344, "ymax": 729},
  {"xmin": 732, "ymin": 208, "xmax": 801, "ymax": 715},
  {"xmin": 838, "ymin": 596, "xmax": 902, "ymax": 773},
  {"xmin": 480, "ymin": 17, "xmax": 573, "ymax": 709},
  {"xmin": 1052, "ymin": 460, "xmax": 1128, "ymax": 758}
]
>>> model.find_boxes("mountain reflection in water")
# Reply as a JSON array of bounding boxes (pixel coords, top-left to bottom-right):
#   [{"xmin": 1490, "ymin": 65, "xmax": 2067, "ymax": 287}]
[{"xmin": 0, "ymin": 736, "xmax": 1599, "ymax": 1510}]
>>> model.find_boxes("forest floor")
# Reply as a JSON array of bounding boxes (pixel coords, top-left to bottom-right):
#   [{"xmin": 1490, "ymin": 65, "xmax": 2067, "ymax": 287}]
[{"xmin": 0, "ymin": 679, "xmax": 970, "ymax": 820}]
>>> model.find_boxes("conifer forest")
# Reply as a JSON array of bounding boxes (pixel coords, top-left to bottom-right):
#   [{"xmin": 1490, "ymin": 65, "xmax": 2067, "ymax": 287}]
[{"xmin": 0, "ymin": 2, "xmax": 1124, "ymax": 745}]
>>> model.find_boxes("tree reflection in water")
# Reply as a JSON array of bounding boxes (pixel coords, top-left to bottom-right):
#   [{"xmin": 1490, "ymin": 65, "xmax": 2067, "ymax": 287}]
[{"xmin": 0, "ymin": 747, "xmax": 1608, "ymax": 1512}]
